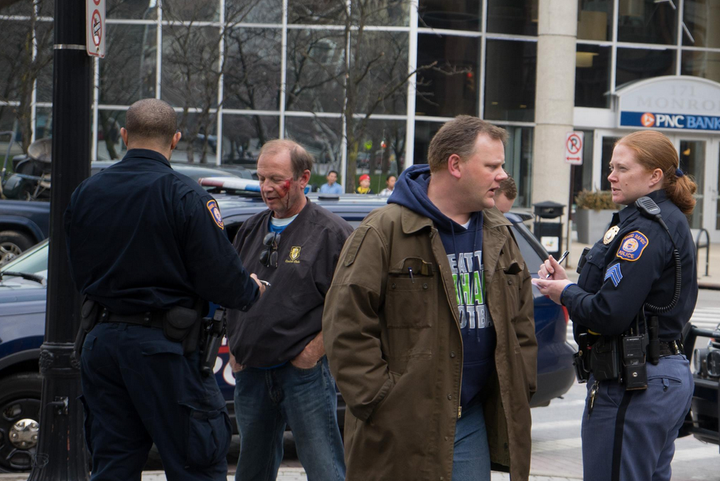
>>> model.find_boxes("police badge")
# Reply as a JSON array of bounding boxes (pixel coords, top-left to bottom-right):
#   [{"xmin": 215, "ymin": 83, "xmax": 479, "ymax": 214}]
[{"xmin": 603, "ymin": 225, "xmax": 619, "ymax": 245}]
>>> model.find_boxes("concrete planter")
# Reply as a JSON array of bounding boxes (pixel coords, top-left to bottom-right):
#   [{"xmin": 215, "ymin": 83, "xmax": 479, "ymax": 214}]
[{"xmin": 575, "ymin": 209, "xmax": 615, "ymax": 244}]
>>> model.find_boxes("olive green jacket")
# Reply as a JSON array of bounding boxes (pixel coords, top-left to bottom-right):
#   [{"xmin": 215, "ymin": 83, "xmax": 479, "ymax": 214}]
[{"xmin": 323, "ymin": 204, "xmax": 537, "ymax": 481}]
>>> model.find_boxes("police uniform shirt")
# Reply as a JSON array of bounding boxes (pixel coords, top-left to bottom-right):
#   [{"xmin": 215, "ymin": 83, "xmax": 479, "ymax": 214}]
[
  {"xmin": 64, "ymin": 148, "xmax": 258, "ymax": 314},
  {"xmin": 562, "ymin": 190, "xmax": 698, "ymax": 340}
]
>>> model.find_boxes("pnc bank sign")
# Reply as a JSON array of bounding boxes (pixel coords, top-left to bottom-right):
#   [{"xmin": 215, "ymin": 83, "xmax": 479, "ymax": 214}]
[{"xmin": 614, "ymin": 76, "xmax": 720, "ymax": 133}]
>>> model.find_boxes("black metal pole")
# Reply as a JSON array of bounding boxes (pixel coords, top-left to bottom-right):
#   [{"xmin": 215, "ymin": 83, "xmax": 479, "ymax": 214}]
[{"xmin": 27, "ymin": 0, "xmax": 91, "ymax": 478}]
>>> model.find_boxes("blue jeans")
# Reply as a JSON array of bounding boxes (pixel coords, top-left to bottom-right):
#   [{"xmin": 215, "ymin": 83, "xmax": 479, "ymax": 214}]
[
  {"xmin": 233, "ymin": 356, "xmax": 345, "ymax": 481},
  {"xmin": 452, "ymin": 400, "xmax": 491, "ymax": 481}
]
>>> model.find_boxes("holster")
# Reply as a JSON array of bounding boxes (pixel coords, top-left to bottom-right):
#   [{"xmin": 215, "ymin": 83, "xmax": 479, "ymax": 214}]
[
  {"xmin": 73, "ymin": 299, "xmax": 101, "ymax": 358},
  {"xmin": 163, "ymin": 305, "xmax": 202, "ymax": 355}
]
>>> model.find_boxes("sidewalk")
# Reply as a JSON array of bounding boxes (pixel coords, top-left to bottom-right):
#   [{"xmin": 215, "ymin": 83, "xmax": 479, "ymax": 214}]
[{"xmin": 565, "ymin": 239, "xmax": 720, "ymax": 288}]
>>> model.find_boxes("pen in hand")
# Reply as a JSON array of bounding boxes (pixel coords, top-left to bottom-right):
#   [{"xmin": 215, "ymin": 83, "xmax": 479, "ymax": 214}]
[
  {"xmin": 259, "ymin": 280, "xmax": 271, "ymax": 287},
  {"xmin": 545, "ymin": 250, "xmax": 570, "ymax": 278}
]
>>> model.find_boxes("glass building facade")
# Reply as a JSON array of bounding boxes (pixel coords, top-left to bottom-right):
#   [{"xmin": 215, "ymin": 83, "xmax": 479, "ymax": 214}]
[{"xmin": 1, "ymin": 0, "xmax": 720, "ymax": 208}]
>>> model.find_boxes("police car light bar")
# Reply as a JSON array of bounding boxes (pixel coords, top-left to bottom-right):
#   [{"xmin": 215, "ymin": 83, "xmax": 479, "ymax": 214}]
[{"xmin": 198, "ymin": 177, "xmax": 311, "ymax": 195}]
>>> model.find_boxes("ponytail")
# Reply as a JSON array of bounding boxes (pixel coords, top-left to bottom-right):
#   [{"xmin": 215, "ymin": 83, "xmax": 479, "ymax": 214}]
[{"xmin": 664, "ymin": 172, "xmax": 697, "ymax": 216}]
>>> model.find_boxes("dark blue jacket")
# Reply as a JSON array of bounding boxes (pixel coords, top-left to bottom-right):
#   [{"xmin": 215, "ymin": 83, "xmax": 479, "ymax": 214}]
[
  {"xmin": 563, "ymin": 190, "xmax": 698, "ymax": 340},
  {"xmin": 64, "ymin": 149, "xmax": 258, "ymax": 314}
]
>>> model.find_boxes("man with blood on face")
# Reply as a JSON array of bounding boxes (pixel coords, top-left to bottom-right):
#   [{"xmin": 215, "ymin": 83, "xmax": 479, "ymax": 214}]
[{"xmin": 225, "ymin": 139, "xmax": 352, "ymax": 481}]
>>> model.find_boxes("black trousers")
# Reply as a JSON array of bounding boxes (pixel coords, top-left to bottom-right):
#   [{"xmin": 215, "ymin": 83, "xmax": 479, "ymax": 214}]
[{"xmin": 80, "ymin": 322, "xmax": 231, "ymax": 481}]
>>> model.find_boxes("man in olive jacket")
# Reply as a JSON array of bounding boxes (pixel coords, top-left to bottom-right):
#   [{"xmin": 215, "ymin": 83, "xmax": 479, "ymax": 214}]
[{"xmin": 323, "ymin": 116, "xmax": 537, "ymax": 481}]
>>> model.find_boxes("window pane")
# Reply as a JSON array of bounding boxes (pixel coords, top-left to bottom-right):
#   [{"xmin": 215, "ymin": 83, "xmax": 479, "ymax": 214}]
[
  {"xmin": 38, "ymin": 0, "xmax": 53, "ymax": 17},
  {"xmin": 617, "ymin": 0, "xmax": 676, "ymax": 45},
  {"xmin": 682, "ymin": 0, "xmax": 720, "ymax": 48},
  {"xmin": 577, "ymin": 0, "xmax": 612, "ymax": 41},
  {"xmin": 418, "ymin": 0, "xmax": 481, "ymax": 31},
  {"xmin": 599, "ymin": 136, "xmax": 621, "ymax": 191},
  {"xmin": 224, "ymin": 28, "xmax": 281, "ymax": 111},
  {"xmin": 682, "ymin": 50, "xmax": 720, "ymax": 83},
  {"xmin": 0, "ymin": 1, "xmax": 32, "ymax": 15},
  {"xmin": 615, "ymin": 47, "xmax": 676, "ymax": 88},
  {"xmin": 163, "ymin": 0, "xmax": 220, "ymax": 22},
  {"xmin": 487, "ymin": 0, "xmax": 538, "ymax": 36},
  {"xmin": 575, "ymin": 45, "xmax": 611, "ymax": 108},
  {"xmin": 416, "ymin": 34, "xmax": 480, "ymax": 118},
  {"xmin": 484, "ymin": 40, "xmax": 536, "ymax": 122},
  {"xmin": 289, "ymin": 0, "xmax": 347, "ymax": 25},
  {"xmin": 221, "ymin": 114, "xmax": 279, "ymax": 167},
  {"xmin": 96, "ymin": 110, "xmax": 127, "ymax": 160},
  {"xmin": 35, "ymin": 107, "xmax": 52, "ymax": 142},
  {"xmin": 162, "ymin": 25, "xmax": 221, "ymax": 109},
  {"xmin": 226, "ymin": 0, "xmax": 281, "ymax": 24},
  {"xmin": 353, "ymin": 0, "xmax": 409, "ymax": 27},
  {"xmin": 285, "ymin": 116, "xmax": 344, "ymax": 176},
  {"xmin": 100, "ymin": 24, "xmax": 157, "ymax": 104},
  {"xmin": 351, "ymin": 31, "xmax": 408, "ymax": 116},
  {"xmin": 413, "ymin": 120, "xmax": 441, "ymax": 164},
  {"xmin": 286, "ymin": 30, "xmax": 345, "ymax": 112},
  {"xmin": 36, "ymin": 50, "xmax": 54, "ymax": 103},
  {"xmin": 504, "ymin": 126, "xmax": 533, "ymax": 208},
  {"xmin": 107, "ymin": 0, "xmax": 157, "ymax": 20},
  {"xmin": 175, "ymin": 113, "xmax": 218, "ymax": 164},
  {"xmin": 351, "ymin": 119, "xmax": 405, "ymax": 185}
]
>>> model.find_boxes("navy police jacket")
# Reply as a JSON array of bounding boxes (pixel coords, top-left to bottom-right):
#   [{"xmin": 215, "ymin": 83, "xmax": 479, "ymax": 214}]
[
  {"xmin": 562, "ymin": 190, "xmax": 697, "ymax": 341},
  {"xmin": 64, "ymin": 149, "xmax": 259, "ymax": 315}
]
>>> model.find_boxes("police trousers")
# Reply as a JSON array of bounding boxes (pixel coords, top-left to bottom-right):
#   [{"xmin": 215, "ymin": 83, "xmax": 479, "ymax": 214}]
[
  {"xmin": 581, "ymin": 355, "xmax": 693, "ymax": 481},
  {"xmin": 80, "ymin": 322, "xmax": 232, "ymax": 481}
]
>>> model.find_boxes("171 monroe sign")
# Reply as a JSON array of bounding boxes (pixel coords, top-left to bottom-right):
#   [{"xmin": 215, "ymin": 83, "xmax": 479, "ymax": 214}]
[{"xmin": 614, "ymin": 76, "xmax": 720, "ymax": 132}]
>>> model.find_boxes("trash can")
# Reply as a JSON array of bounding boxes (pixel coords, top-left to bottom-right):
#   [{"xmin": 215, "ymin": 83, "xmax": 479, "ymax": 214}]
[{"xmin": 533, "ymin": 201, "xmax": 564, "ymax": 258}]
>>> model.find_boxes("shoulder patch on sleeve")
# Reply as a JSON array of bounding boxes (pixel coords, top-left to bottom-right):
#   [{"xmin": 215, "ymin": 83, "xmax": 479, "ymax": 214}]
[
  {"xmin": 343, "ymin": 225, "xmax": 371, "ymax": 267},
  {"xmin": 615, "ymin": 231, "xmax": 648, "ymax": 262},
  {"xmin": 604, "ymin": 263, "xmax": 623, "ymax": 287},
  {"xmin": 206, "ymin": 200, "xmax": 224, "ymax": 230}
]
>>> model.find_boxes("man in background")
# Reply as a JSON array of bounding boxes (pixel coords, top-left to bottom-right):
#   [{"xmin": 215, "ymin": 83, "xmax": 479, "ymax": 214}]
[
  {"xmin": 494, "ymin": 175, "xmax": 517, "ymax": 213},
  {"xmin": 319, "ymin": 169, "xmax": 343, "ymax": 194}
]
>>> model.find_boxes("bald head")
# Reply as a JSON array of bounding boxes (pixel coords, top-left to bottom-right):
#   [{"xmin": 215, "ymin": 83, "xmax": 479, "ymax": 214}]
[{"xmin": 125, "ymin": 99, "xmax": 178, "ymax": 147}]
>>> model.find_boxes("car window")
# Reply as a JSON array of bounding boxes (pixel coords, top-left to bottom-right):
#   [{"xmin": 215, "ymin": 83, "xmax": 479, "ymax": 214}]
[
  {"xmin": 1, "ymin": 239, "xmax": 49, "ymax": 276},
  {"xmin": 510, "ymin": 223, "xmax": 545, "ymax": 274}
]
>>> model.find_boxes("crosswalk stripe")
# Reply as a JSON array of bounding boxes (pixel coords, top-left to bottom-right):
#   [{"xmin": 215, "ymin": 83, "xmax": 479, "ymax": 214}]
[
  {"xmin": 533, "ymin": 419, "xmax": 582, "ymax": 431},
  {"xmin": 532, "ymin": 437, "xmax": 583, "ymax": 453},
  {"xmin": 672, "ymin": 446, "xmax": 720, "ymax": 462}
]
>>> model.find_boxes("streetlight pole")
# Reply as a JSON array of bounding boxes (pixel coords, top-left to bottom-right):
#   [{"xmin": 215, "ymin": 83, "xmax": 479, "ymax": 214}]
[{"xmin": 27, "ymin": 0, "xmax": 91, "ymax": 478}]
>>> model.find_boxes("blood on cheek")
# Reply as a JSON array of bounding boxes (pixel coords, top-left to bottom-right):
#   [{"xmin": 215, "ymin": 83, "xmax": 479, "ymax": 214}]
[{"xmin": 275, "ymin": 179, "xmax": 291, "ymax": 197}]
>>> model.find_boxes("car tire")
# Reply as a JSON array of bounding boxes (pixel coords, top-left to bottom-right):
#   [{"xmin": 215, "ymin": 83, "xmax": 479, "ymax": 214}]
[
  {"xmin": 0, "ymin": 231, "xmax": 34, "ymax": 265},
  {"xmin": 0, "ymin": 373, "xmax": 42, "ymax": 473}
]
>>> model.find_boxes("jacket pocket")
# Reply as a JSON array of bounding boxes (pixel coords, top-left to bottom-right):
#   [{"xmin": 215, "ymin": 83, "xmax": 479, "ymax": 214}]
[
  {"xmin": 179, "ymin": 401, "xmax": 232, "ymax": 470},
  {"xmin": 385, "ymin": 257, "xmax": 437, "ymax": 328}
]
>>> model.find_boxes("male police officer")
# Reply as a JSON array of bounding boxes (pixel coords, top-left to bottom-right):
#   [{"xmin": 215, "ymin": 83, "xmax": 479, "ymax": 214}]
[{"xmin": 65, "ymin": 98, "xmax": 263, "ymax": 481}]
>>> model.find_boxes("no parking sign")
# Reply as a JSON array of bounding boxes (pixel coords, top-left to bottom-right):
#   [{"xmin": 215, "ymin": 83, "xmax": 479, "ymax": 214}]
[
  {"xmin": 86, "ymin": 0, "xmax": 106, "ymax": 58},
  {"xmin": 565, "ymin": 131, "xmax": 583, "ymax": 165}
]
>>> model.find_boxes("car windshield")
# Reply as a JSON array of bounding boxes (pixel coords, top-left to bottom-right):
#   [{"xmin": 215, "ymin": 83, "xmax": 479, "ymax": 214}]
[{"xmin": 1, "ymin": 239, "xmax": 48, "ymax": 280}]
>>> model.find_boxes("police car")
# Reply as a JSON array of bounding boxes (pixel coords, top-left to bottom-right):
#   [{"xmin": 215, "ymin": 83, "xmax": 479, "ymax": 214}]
[
  {"xmin": 0, "ymin": 178, "xmax": 576, "ymax": 472},
  {"xmin": 679, "ymin": 323, "xmax": 720, "ymax": 447}
]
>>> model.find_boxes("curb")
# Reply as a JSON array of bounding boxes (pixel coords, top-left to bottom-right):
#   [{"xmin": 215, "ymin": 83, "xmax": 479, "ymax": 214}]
[{"xmin": 698, "ymin": 280, "xmax": 720, "ymax": 290}]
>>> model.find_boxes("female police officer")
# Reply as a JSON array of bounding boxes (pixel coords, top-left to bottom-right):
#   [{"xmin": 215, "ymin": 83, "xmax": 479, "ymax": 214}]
[{"xmin": 533, "ymin": 130, "xmax": 698, "ymax": 481}]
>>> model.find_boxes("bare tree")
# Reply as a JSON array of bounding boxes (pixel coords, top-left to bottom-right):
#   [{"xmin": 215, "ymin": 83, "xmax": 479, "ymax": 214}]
[{"xmin": 0, "ymin": 0, "xmax": 53, "ymax": 152}]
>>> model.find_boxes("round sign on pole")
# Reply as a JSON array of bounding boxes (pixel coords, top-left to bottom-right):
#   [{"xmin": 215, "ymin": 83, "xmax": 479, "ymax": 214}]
[
  {"xmin": 565, "ymin": 131, "xmax": 584, "ymax": 165},
  {"xmin": 92, "ymin": 10, "xmax": 102, "ymax": 47}
]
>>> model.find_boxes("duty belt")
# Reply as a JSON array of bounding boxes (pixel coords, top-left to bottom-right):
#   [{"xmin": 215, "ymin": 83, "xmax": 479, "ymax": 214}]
[
  {"xmin": 99, "ymin": 308, "xmax": 165, "ymax": 329},
  {"xmin": 658, "ymin": 340, "xmax": 683, "ymax": 357}
]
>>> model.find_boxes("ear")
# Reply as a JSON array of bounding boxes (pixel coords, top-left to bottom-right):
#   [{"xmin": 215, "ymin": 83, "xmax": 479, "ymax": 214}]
[
  {"xmin": 447, "ymin": 154, "xmax": 462, "ymax": 180},
  {"xmin": 120, "ymin": 127, "xmax": 129, "ymax": 147},
  {"xmin": 170, "ymin": 131, "xmax": 182, "ymax": 151},
  {"xmin": 298, "ymin": 169, "xmax": 311, "ymax": 188},
  {"xmin": 649, "ymin": 168, "xmax": 664, "ymax": 188}
]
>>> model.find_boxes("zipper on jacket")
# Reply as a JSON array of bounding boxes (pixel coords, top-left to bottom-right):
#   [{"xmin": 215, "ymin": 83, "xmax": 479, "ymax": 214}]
[{"xmin": 458, "ymin": 406, "xmax": 462, "ymax": 419}]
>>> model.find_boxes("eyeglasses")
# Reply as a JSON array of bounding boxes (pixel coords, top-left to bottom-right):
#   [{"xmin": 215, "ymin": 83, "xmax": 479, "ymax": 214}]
[{"xmin": 260, "ymin": 232, "xmax": 281, "ymax": 268}]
